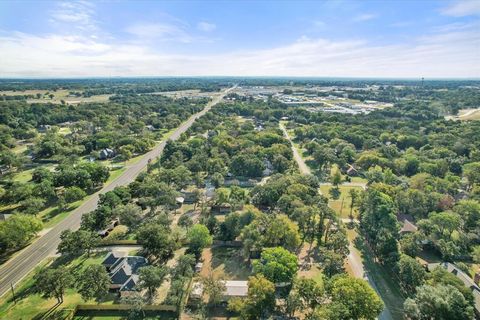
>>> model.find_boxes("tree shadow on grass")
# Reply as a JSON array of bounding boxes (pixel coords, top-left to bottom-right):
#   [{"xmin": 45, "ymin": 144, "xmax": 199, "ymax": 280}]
[
  {"xmin": 211, "ymin": 247, "xmax": 251, "ymax": 280},
  {"xmin": 32, "ymin": 301, "xmax": 63, "ymax": 320}
]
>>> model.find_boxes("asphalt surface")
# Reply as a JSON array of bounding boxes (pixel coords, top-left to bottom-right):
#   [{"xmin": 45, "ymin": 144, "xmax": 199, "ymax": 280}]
[{"xmin": 0, "ymin": 86, "xmax": 235, "ymax": 298}]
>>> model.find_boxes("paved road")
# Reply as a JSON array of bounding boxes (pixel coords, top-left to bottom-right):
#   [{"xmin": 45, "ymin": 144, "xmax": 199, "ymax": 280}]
[{"xmin": 0, "ymin": 86, "xmax": 235, "ymax": 298}]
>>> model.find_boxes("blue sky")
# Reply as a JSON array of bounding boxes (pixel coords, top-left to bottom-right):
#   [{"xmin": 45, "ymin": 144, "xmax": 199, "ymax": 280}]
[{"xmin": 0, "ymin": 0, "xmax": 479, "ymax": 78}]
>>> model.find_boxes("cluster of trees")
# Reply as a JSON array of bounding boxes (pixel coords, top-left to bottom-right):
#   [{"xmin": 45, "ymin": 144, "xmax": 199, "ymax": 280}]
[
  {"xmin": 0, "ymin": 214, "xmax": 42, "ymax": 252},
  {"xmin": 1, "ymin": 161, "xmax": 109, "ymax": 216},
  {"xmin": 228, "ymin": 272, "xmax": 383, "ymax": 320},
  {"xmin": 160, "ymin": 110, "xmax": 293, "ymax": 181}
]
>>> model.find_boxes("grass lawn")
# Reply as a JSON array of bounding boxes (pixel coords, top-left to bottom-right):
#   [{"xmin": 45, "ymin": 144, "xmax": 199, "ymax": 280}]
[
  {"xmin": 106, "ymin": 167, "xmax": 127, "ymax": 184},
  {"xmin": 200, "ymin": 247, "xmax": 251, "ymax": 280},
  {"xmin": 59, "ymin": 127, "xmax": 72, "ymax": 135},
  {"xmin": 12, "ymin": 144, "xmax": 28, "ymax": 155},
  {"xmin": 0, "ymin": 253, "xmax": 116, "ymax": 320},
  {"xmin": 12, "ymin": 168, "xmax": 34, "ymax": 183},
  {"xmin": 320, "ymin": 184, "xmax": 363, "ymax": 218}
]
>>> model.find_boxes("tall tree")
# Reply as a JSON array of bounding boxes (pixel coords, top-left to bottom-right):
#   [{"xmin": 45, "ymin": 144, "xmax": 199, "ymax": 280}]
[
  {"xmin": 359, "ymin": 189, "xmax": 400, "ymax": 265},
  {"xmin": 35, "ymin": 267, "xmax": 74, "ymax": 304},
  {"xmin": 187, "ymin": 224, "xmax": 213, "ymax": 256},
  {"xmin": 404, "ymin": 284, "xmax": 474, "ymax": 320},
  {"xmin": 253, "ymin": 247, "xmax": 298, "ymax": 284},
  {"xmin": 396, "ymin": 255, "xmax": 426, "ymax": 296},
  {"xmin": 327, "ymin": 276, "xmax": 383, "ymax": 320},
  {"xmin": 136, "ymin": 224, "xmax": 175, "ymax": 261},
  {"xmin": 77, "ymin": 264, "xmax": 111, "ymax": 301},
  {"xmin": 202, "ymin": 274, "xmax": 226, "ymax": 306},
  {"xmin": 138, "ymin": 265, "xmax": 169, "ymax": 302}
]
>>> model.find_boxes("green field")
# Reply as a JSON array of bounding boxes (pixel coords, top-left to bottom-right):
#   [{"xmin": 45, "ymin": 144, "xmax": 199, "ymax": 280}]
[{"xmin": 320, "ymin": 184, "xmax": 363, "ymax": 218}]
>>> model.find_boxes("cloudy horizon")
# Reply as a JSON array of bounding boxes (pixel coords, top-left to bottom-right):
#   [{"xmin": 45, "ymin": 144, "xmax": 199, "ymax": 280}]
[{"xmin": 1, "ymin": 0, "xmax": 479, "ymax": 78}]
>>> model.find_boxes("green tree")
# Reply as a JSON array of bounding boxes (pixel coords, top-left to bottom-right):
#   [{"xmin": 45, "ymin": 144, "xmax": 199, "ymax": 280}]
[
  {"xmin": 187, "ymin": 224, "xmax": 213, "ymax": 256},
  {"xmin": 348, "ymin": 189, "xmax": 359, "ymax": 220},
  {"xmin": 19, "ymin": 197, "xmax": 45, "ymax": 215},
  {"xmin": 327, "ymin": 276, "xmax": 383, "ymax": 320},
  {"xmin": 404, "ymin": 284, "xmax": 474, "ymax": 320},
  {"xmin": 77, "ymin": 264, "xmax": 111, "ymax": 301},
  {"xmin": 359, "ymin": 189, "xmax": 400, "ymax": 265},
  {"xmin": 117, "ymin": 203, "xmax": 143, "ymax": 230},
  {"xmin": 253, "ymin": 247, "xmax": 298, "ymax": 284},
  {"xmin": 228, "ymin": 274, "xmax": 276, "ymax": 320},
  {"xmin": 57, "ymin": 230, "xmax": 99, "ymax": 257},
  {"xmin": 203, "ymin": 274, "xmax": 226, "ymax": 306},
  {"xmin": 400, "ymin": 233, "xmax": 422, "ymax": 258},
  {"xmin": 287, "ymin": 277, "xmax": 324, "ymax": 317},
  {"xmin": 64, "ymin": 186, "xmax": 87, "ymax": 203},
  {"xmin": 0, "ymin": 214, "xmax": 42, "ymax": 250},
  {"xmin": 35, "ymin": 267, "xmax": 74, "ymax": 304},
  {"xmin": 138, "ymin": 265, "xmax": 169, "ymax": 302},
  {"xmin": 331, "ymin": 168, "xmax": 342, "ymax": 187},
  {"xmin": 396, "ymin": 255, "xmax": 426, "ymax": 295},
  {"xmin": 136, "ymin": 224, "xmax": 175, "ymax": 261}
]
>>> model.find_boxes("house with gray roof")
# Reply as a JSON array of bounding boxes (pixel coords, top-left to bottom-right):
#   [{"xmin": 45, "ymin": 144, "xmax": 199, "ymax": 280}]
[{"xmin": 102, "ymin": 252, "xmax": 148, "ymax": 296}]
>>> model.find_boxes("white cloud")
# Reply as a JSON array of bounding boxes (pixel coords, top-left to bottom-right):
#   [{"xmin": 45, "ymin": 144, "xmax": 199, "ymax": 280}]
[
  {"xmin": 126, "ymin": 22, "xmax": 193, "ymax": 42},
  {"xmin": 353, "ymin": 13, "xmax": 377, "ymax": 22},
  {"xmin": 197, "ymin": 21, "xmax": 216, "ymax": 32},
  {"xmin": 0, "ymin": 22, "xmax": 479, "ymax": 78},
  {"xmin": 441, "ymin": 0, "xmax": 480, "ymax": 17},
  {"xmin": 50, "ymin": 1, "xmax": 97, "ymax": 32}
]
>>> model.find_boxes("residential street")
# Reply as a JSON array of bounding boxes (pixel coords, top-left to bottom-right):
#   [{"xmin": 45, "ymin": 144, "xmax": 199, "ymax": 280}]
[
  {"xmin": 280, "ymin": 121, "xmax": 393, "ymax": 320},
  {"xmin": 0, "ymin": 86, "xmax": 235, "ymax": 298}
]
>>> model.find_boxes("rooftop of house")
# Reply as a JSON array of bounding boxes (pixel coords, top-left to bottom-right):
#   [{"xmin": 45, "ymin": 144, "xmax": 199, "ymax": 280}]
[
  {"xmin": 102, "ymin": 253, "xmax": 147, "ymax": 292},
  {"xmin": 224, "ymin": 280, "xmax": 248, "ymax": 297},
  {"xmin": 397, "ymin": 213, "xmax": 418, "ymax": 233}
]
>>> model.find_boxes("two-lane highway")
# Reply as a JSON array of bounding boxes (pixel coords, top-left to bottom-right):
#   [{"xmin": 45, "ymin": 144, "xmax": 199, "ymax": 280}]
[{"xmin": 0, "ymin": 86, "xmax": 235, "ymax": 298}]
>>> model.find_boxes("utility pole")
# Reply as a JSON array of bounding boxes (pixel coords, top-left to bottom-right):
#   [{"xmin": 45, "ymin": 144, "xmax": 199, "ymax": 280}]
[{"xmin": 10, "ymin": 283, "xmax": 16, "ymax": 304}]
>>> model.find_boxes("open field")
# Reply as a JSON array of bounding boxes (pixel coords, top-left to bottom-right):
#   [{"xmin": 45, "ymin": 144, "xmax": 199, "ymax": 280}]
[
  {"xmin": 320, "ymin": 184, "xmax": 363, "ymax": 218},
  {"xmin": 445, "ymin": 108, "xmax": 480, "ymax": 121},
  {"xmin": 1, "ymin": 89, "xmax": 111, "ymax": 104},
  {"xmin": 200, "ymin": 247, "xmax": 251, "ymax": 280}
]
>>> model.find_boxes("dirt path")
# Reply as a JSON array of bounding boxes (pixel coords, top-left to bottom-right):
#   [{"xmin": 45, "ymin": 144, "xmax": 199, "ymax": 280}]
[{"xmin": 279, "ymin": 122, "xmax": 311, "ymax": 175}]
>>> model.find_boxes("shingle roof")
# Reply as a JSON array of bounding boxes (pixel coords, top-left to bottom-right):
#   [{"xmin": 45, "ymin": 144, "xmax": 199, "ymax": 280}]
[{"xmin": 105, "ymin": 254, "xmax": 147, "ymax": 291}]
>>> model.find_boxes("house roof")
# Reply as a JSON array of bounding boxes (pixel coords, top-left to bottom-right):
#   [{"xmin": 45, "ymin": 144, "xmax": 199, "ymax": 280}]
[
  {"xmin": 223, "ymin": 280, "xmax": 248, "ymax": 297},
  {"xmin": 102, "ymin": 252, "xmax": 123, "ymax": 266},
  {"xmin": 397, "ymin": 214, "xmax": 418, "ymax": 233},
  {"xmin": 106, "ymin": 254, "xmax": 147, "ymax": 290}
]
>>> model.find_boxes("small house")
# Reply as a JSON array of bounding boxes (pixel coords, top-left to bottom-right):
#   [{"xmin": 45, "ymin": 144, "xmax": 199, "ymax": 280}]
[
  {"xmin": 397, "ymin": 214, "xmax": 418, "ymax": 234},
  {"xmin": 176, "ymin": 197, "xmax": 185, "ymax": 207},
  {"xmin": 99, "ymin": 148, "xmax": 115, "ymax": 160},
  {"xmin": 181, "ymin": 188, "xmax": 199, "ymax": 204},
  {"xmin": 223, "ymin": 281, "xmax": 248, "ymax": 300},
  {"xmin": 211, "ymin": 203, "xmax": 232, "ymax": 215}
]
